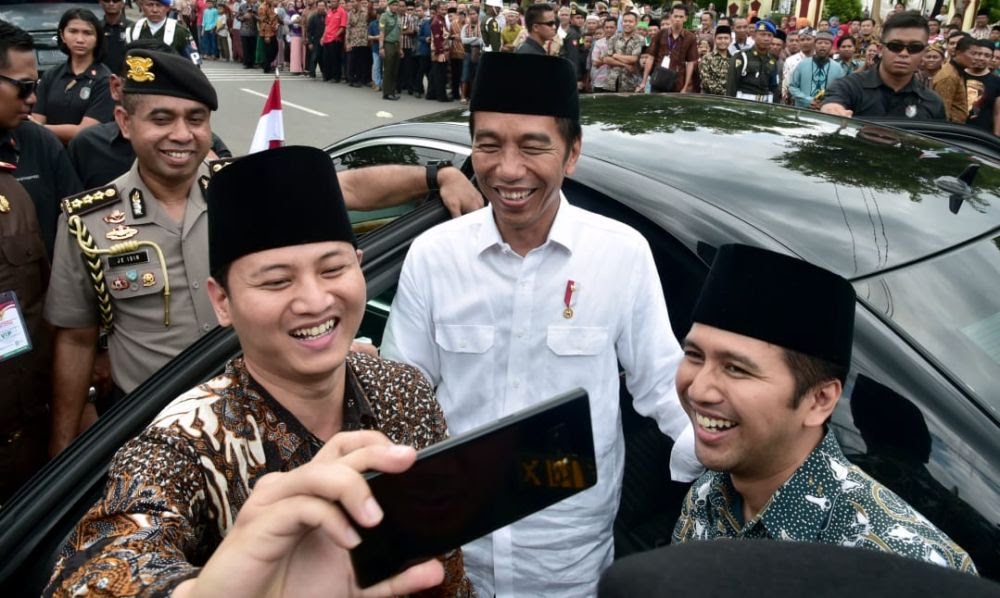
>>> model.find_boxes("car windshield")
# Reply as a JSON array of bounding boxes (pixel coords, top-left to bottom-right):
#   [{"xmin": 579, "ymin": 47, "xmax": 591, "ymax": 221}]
[{"xmin": 855, "ymin": 234, "xmax": 1000, "ymax": 418}]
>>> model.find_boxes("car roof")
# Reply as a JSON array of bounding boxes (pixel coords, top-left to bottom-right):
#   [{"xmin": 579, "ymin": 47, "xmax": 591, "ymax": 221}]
[{"xmin": 396, "ymin": 95, "xmax": 1000, "ymax": 280}]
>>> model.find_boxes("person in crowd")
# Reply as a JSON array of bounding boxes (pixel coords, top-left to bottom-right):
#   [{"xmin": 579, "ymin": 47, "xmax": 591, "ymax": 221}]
[
  {"xmin": 590, "ymin": 17, "xmax": 616, "ymax": 92},
  {"xmin": 670, "ymin": 243, "xmax": 977, "ymax": 575},
  {"xmin": 45, "ymin": 47, "xmax": 485, "ymax": 457},
  {"xmin": 286, "ymin": 0, "xmax": 306, "ymax": 73},
  {"xmin": 127, "ymin": 0, "xmax": 200, "ymax": 63},
  {"xmin": 782, "ymin": 26, "xmax": 813, "ymax": 103},
  {"xmin": 963, "ymin": 38, "xmax": 1000, "ymax": 135},
  {"xmin": 237, "ymin": 0, "xmax": 259, "ymax": 68},
  {"xmin": 346, "ymin": 0, "xmax": 370, "ymax": 85},
  {"xmin": 928, "ymin": 14, "xmax": 944, "ymax": 44},
  {"xmin": 992, "ymin": 46, "xmax": 1000, "ymax": 75},
  {"xmin": 0, "ymin": 20, "xmax": 56, "ymax": 505},
  {"xmin": 398, "ymin": 1, "xmax": 420, "ymax": 95},
  {"xmin": 856, "ymin": 39, "xmax": 880, "ymax": 73},
  {"xmin": 30, "ymin": 9, "xmax": 114, "ymax": 145},
  {"xmin": 969, "ymin": 8, "xmax": 991, "ymax": 40},
  {"xmin": 789, "ymin": 30, "xmax": 845, "ymax": 109},
  {"xmin": 699, "ymin": 24, "xmax": 731, "ymax": 95},
  {"xmin": 482, "ymin": 0, "xmax": 502, "ymax": 53},
  {"xmin": 501, "ymin": 8, "xmax": 524, "ymax": 51},
  {"xmin": 414, "ymin": 4, "xmax": 431, "ymax": 96},
  {"xmin": 369, "ymin": 3, "xmax": 383, "ymax": 90},
  {"xmin": 727, "ymin": 20, "xmax": 778, "ymax": 102},
  {"xmin": 933, "ymin": 34, "xmax": 975, "ymax": 123},
  {"xmin": 216, "ymin": 1, "xmax": 234, "ymax": 61},
  {"xmin": 43, "ymin": 145, "xmax": 473, "ymax": 597},
  {"xmin": 641, "ymin": 3, "xmax": 698, "ymax": 92},
  {"xmin": 427, "ymin": 0, "xmax": 449, "ymax": 100},
  {"xmin": 916, "ymin": 40, "xmax": 944, "ymax": 86},
  {"xmin": 460, "ymin": 9, "xmax": 482, "ymax": 102},
  {"xmin": 258, "ymin": 0, "xmax": 280, "ymax": 72},
  {"xmin": 698, "ymin": 10, "xmax": 714, "ymax": 37},
  {"xmin": 201, "ymin": 0, "xmax": 220, "ymax": 59},
  {"xmin": 822, "ymin": 11, "xmax": 945, "ymax": 120},
  {"xmin": 100, "ymin": 0, "xmax": 134, "ymax": 74},
  {"xmin": 307, "ymin": 0, "xmax": 327, "ymax": 76},
  {"xmin": 379, "ymin": 0, "xmax": 403, "ymax": 99},
  {"xmin": 785, "ymin": 30, "xmax": 799, "ymax": 58},
  {"xmin": 382, "ymin": 51, "xmax": 697, "ymax": 598},
  {"xmin": 728, "ymin": 16, "xmax": 754, "ymax": 54},
  {"xmin": 321, "ymin": 0, "xmax": 347, "ymax": 81},
  {"xmin": 448, "ymin": 7, "xmax": 466, "ymax": 100},
  {"xmin": 858, "ymin": 17, "xmax": 877, "ymax": 54},
  {"xmin": 835, "ymin": 34, "xmax": 862, "ymax": 74},
  {"xmin": 516, "ymin": 3, "xmax": 555, "ymax": 55},
  {"xmin": 604, "ymin": 11, "xmax": 644, "ymax": 93}
]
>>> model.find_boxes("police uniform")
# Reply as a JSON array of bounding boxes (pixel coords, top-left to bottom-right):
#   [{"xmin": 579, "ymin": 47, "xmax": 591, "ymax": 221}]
[
  {"xmin": 43, "ymin": 49, "xmax": 220, "ymax": 396},
  {"xmin": 125, "ymin": 17, "xmax": 199, "ymax": 65},
  {"xmin": 727, "ymin": 22, "xmax": 778, "ymax": 102},
  {"xmin": 33, "ymin": 61, "xmax": 114, "ymax": 126},
  {"xmin": 0, "ymin": 162, "xmax": 51, "ymax": 503}
]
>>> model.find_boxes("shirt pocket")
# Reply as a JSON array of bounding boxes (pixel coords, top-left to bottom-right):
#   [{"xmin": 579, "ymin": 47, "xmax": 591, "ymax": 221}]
[
  {"xmin": 546, "ymin": 326, "xmax": 609, "ymax": 356},
  {"xmin": 434, "ymin": 324, "xmax": 495, "ymax": 354},
  {"xmin": 0, "ymin": 233, "xmax": 48, "ymax": 306}
]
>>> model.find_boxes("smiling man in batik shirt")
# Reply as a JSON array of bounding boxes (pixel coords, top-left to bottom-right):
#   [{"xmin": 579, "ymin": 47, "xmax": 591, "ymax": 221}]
[
  {"xmin": 671, "ymin": 244, "xmax": 977, "ymax": 575},
  {"xmin": 44, "ymin": 146, "xmax": 472, "ymax": 597}
]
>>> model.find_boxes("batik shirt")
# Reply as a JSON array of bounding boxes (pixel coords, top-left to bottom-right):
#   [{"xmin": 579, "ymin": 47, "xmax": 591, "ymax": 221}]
[
  {"xmin": 44, "ymin": 354, "xmax": 473, "ymax": 597},
  {"xmin": 699, "ymin": 51, "xmax": 730, "ymax": 95},
  {"xmin": 673, "ymin": 430, "xmax": 978, "ymax": 574},
  {"xmin": 605, "ymin": 32, "xmax": 645, "ymax": 92}
]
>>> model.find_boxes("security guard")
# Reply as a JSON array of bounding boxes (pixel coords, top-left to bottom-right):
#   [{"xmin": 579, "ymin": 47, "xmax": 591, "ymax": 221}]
[
  {"xmin": 45, "ymin": 49, "xmax": 218, "ymax": 457},
  {"xmin": 100, "ymin": 0, "xmax": 135, "ymax": 75},
  {"xmin": 125, "ymin": 0, "xmax": 200, "ymax": 65},
  {"xmin": 727, "ymin": 20, "xmax": 779, "ymax": 102}
]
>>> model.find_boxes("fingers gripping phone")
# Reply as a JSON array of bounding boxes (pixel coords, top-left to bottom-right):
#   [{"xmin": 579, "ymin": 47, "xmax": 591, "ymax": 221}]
[{"xmin": 349, "ymin": 388, "xmax": 597, "ymax": 588}]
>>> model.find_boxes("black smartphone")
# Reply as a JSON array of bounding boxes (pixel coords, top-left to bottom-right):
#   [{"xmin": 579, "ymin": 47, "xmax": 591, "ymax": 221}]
[{"xmin": 349, "ymin": 388, "xmax": 597, "ymax": 588}]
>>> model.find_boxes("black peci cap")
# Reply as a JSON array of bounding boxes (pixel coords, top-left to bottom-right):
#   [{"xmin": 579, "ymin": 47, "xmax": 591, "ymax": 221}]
[
  {"xmin": 470, "ymin": 52, "xmax": 579, "ymax": 121},
  {"xmin": 206, "ymin": 146, "xmax": 356, "ymax": 275},
  {"xmin": 122, "ymin": 49, "xmax": 218, "ymax": 110},
  {"xmin": 691, "ymin": 244, "xmax": 856, "ymax": 368}
]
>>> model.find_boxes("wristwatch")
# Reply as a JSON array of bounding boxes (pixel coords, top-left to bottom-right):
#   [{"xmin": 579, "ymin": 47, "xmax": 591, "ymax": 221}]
[{"xmin": 425, "ymin": 161, "xmax": 454, "ymax": 193}]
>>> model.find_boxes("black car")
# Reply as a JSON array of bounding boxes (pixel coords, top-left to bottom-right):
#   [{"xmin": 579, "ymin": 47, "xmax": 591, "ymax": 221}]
[
  {"xmin": 0, "ymin": 2, "xmax": 103, "ymax": 74},
  {"xmin": 3, "ymin": 95, "xmax": 999, "ymax": 594}
]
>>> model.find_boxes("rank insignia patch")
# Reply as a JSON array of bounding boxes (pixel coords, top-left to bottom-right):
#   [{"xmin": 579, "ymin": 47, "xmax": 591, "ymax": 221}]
[
  {"xmin": 106, "ymin": 224, "xmax": 139, "ymax": 241},
  {"xmin": 130, "ymin": 189, "xmax": 147, "ymax": 219},
  {"xmin": 61, "ymin": 185, "xmax": 121, "ymax": 217}
]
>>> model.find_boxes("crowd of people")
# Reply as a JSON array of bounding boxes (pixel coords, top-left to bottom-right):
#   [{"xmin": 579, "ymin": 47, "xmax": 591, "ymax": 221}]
[{"xmin": 0, "ymin": 0, "xmax": 998, "ymax": 596}]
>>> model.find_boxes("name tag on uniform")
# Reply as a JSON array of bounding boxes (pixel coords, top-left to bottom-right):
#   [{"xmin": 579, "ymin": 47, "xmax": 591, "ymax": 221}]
[
  {"xmin": 0, "ymin": 290, "xmax": 32, "ymax": 362},
  {"xmin": 108, "ymin": 250, "xmax": 150, "ymax": 268}
]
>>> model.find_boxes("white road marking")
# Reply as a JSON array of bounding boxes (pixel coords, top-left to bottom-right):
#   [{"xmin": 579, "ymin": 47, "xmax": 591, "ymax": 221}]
[{"xmin": 240, "ymin": 88, "xmax": 329, "ymax": 117}]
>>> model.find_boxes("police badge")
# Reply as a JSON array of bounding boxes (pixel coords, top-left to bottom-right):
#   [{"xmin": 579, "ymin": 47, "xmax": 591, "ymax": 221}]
[
  {"xmin": 905, "ymin": 104, "xmax": 918, "ymax": 118},
  {"xmin": 80, "ymin": 86, "xmax": 91, "ymax": 100}
]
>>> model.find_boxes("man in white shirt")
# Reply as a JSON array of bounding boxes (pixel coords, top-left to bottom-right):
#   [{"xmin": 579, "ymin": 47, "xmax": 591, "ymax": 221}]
[
  {"xmin": 382, "ymin": 52, "xmax": 695, "ymax": 597},
  {"xmin": 782, "ymin": 26, "xmax": 814, "ymax": 103}
]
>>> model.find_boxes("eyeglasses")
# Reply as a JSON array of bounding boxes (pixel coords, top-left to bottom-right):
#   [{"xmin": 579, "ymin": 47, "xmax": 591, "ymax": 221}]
[
  {"xmin": 537, "ymin": 20, "xmax": 557, "ymax": 27},
  {"xmin": 0, "ymin": 74, "xmax": 38, "ymax": 99},
  {"xmin": 883, "ymin": 40, "xmax": 927, "ymax": 54}
]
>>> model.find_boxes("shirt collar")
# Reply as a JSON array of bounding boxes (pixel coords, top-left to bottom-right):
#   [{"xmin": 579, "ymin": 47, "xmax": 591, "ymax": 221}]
[
  {"xmin": 475, "ymin": 192, "xmax": 576, "ymax": 255},
  {"xmin": 859, "ymin": 66, "xmax": 919, "ymax": 92}
]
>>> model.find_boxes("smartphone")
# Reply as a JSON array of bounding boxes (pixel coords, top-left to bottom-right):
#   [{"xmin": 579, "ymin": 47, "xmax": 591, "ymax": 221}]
[{"xmin": 349, "ymin": 388, "xmax": 597, "ymax": 588}]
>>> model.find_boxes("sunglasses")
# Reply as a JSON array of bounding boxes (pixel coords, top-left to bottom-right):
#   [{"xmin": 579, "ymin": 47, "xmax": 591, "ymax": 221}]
[
  {"xmin": 883, "ymin": 40, "xmax": 927, "ymax": 54},
  {"xmin": 538, "ymin": 20, "xmax": 557, "ymax": 27},
  {"xmin": 0, "ymin": 74, "xmax": 38, "ymax": 99}
]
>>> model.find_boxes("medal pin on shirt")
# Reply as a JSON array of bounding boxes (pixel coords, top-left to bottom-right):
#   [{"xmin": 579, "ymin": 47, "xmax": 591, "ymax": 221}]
[{"xmin": 563, "ymin": 279, "xmax": 577, "ymax": 319}]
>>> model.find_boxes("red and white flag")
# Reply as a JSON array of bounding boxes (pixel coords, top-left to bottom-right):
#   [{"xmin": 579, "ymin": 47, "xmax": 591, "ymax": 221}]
[{"xmin": 248, "ymin": 77, "xmax": 284, "ymax": 153}]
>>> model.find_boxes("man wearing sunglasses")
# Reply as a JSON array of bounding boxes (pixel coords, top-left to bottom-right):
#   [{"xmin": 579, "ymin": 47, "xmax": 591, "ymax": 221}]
[
  {"xmin": 0, "ymin": 22, "xmax": 83, "ymax": 258},
  {"xmin": 100, "ymin": 0, "xmax": 135, "ymax": 75},
  {"xmin": 516, "ymin": 4, "xmax": 557, "ymax": 55},
  {"xmin": 821, "ymin": 11, "xmax": 945, "ymax": 120}
]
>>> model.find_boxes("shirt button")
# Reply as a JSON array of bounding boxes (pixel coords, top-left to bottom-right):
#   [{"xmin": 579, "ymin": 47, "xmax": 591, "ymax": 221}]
[
  {"xmin": 202, "ymin": 323, "xmax": 211, "ymax": 331},
  {"xmin": 192, "ymin": 281, "xmax": 200, "ymax": 289}
]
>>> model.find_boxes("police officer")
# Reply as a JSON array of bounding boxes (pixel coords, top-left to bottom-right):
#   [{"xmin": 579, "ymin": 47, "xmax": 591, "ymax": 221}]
[
  {"xmin": 126, "ymin": 0, "xmax": 200, "ymax": 65},
  {"xmin": 727, "ymin": 20, "xmax": 779, "ymax": 102},
  {"xmin": 46, "ymin": 48, "xmax": 483, "ymax": 457},
  {"xmin": 821, "ymin": 11, "xmax": 945, "ymax": 120}
]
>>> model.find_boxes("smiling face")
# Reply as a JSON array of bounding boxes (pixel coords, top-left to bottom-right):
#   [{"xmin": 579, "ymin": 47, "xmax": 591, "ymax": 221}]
[
  {"xmin": 921, "ymin": 49, "xmax": 943, "ymax": 71},
  {"xmin": 471, "ymin": 112, "xmax": 581, "ymax": 254},
  {"xmin": 116, "ymin": 94, "xmax": 212, "ymax": 187},
  {"xmin": 61, "ymin": 18, "xmax": 98, "ymax": 60},
  {"xmin": 207, "ymin": 241, "xmax": 365, "ymax": 385},
  {"xmin": 677, "ymin": 324, "xmax": 828, "ymax": 480},
  {"xmin": 0, "ymin": 49, "xmax": 37, "ymax": 130}
]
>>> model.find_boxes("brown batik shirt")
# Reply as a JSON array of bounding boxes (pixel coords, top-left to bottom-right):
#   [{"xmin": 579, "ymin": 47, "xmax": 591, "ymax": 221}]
[{"xmin": 44, "ymin": 353, "xmax": 473, "ymax": 597}]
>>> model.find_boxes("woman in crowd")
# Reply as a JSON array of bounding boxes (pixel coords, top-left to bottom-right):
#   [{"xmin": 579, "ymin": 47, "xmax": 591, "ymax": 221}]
[
  {"xmin": 218, "ymin": 2, "xmax": 235, "ymax": 61},
  {"xmin": 30, "ymin": 8, "xmax": 112, "ymax": 145},
  {"xmin": 287, "ymin": 0, "xmax": 306, "ymax": 73}
]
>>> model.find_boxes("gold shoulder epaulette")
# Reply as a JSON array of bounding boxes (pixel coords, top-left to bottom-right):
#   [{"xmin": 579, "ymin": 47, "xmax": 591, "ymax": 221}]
[
  {"xmin": 207, "ymin": 157, "xmax": 236, "ymax": 175},
  {"xmin": 61, "ymin": 184, "xmax": 122, "ymax": 217}
]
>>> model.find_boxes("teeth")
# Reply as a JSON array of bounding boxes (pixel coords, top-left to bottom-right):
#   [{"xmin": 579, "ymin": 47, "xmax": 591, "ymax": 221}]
[
  {"xmin": 498, "ymin": 189, "xmax": 530, "ymax": 201},
  {"xmin": 165, "ymin": 151, "xmax": 189, "ymax": 158},
  {"xmin": 696, "ymin": 413, "xmax": 737, "ymax": 431},
  {"xmin": 290, "ymin": 319, "xmax": 335, "ymax": 339}
]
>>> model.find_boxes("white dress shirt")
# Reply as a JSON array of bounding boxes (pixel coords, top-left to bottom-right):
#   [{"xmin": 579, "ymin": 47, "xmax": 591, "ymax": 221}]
[{"xmin": 382, "ymin": 196, "xmax": 693, "ymax": 597}]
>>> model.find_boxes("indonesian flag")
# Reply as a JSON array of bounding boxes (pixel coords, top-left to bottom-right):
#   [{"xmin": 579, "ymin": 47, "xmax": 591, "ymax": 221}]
[{"xmin": 249, "ymin": 77, "xmax": 284, "ymax": 153}]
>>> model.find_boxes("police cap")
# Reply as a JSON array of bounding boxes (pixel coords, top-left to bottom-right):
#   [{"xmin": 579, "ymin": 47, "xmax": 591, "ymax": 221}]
[{"xmin": 122, "ymin": 49, "xmax": 218, "ymax": 111}]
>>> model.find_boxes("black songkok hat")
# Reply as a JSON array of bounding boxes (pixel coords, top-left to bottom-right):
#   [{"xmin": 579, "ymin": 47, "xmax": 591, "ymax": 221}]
[
  {"xmin": 123, "ymin": 49, "xmax": 218, "ymax": 110},
  {"xmin": 715, "ymin": 25, "xmax": 731, "ymax": 35},
  {"xmin": 691, "ymin": 244, "xmax": 855, "ymax": 368},
  {"xmin": 470, "ymin": 52, "xmax": 579, "ymax": 120},
  {"xmin": 207, "ymin": 146, "xmax": 356, "ymax": 274}
]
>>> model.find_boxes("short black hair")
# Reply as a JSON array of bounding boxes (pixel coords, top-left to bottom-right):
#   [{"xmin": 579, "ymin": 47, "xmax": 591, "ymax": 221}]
[
  {"xmin": 0, "ymin": 20, "xmax": 34, "ymax": 69},
  {"xmin": 57, "ymin": 8, "xmax": 105, "ymax": 61},
  {"xmin": 670, "ymin": 3, "xmax": 688, "ymax": 16},
  {"xmin": 468, "ymin": 113, "xmax": 581, "ymax": 159},
  {"xmin": 525, "ymin": 3, "xmax": 554, "ymax": 29},
  {"xmin": 881, "ymin": 10, "xmax": 929, "ymax": 39},
  {"xmin": 861, "ymin": 17, "xmax": 875, "ymax": 26},
  {"xmin": 783, "ymin": 348, "xmax": 848, "ymax": 407},
  {"xmin": 837, "ymin": 34, "xmax": 856, "ymax": 47},
  {"xmin": 973, "ymin": 38, "xmax": 993, "ymax": 51},
  {"xmin": 956, "ymin": 34, "xmax": 977, "ymax": 53},
  {"xmin": 947, "ymin": 29, "xmax": 967, "ymax": 40}
]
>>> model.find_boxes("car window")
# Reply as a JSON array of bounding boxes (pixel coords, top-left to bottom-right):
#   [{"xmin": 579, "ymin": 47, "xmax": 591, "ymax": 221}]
[
  {"xmin": 854, "ymin": 235, "xmax": 1000, "ymax": 421},
  {"xmin": 331, "ymin": 143, "xmax": 458, "ymax": 236}
]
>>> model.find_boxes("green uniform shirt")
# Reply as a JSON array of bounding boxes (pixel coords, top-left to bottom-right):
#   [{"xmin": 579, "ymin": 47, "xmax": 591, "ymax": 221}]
[
  {"xmin": 673, "ymin": 429, "xmax": 978, "ymax": 575},
  {"xmin": 727, "ymin": 48, "xmax": 778, "ymax": 97},
  {"xmin": 379, "ymin": 11, "xmax": 401, "ymax": 44}
]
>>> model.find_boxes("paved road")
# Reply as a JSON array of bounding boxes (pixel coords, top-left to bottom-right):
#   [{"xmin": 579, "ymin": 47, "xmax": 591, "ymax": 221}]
[{"xmin": 203, "ymin": 60, "xmax": 461, "ymax": 155}]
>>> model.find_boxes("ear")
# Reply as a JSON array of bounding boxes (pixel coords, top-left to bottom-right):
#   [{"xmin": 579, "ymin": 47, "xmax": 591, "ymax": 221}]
[
  {"xmin": 205, "ymin": 276, "xmax": 234, "ymax": 328},
  {"xmin": 801, "ymin": 378, "xmax": 842, "ymax": 428},
  {"xmin": 562, "ymin": 134, "xmax": 583, "ymax": 176},
  {"xmin": 114, "ymin": 104, "xmax": 131, "ymax": 141},
  {"xmin": 355, "ymin": 248, "xmax": 364, "ymax": 266}
]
